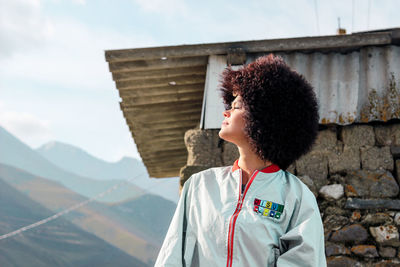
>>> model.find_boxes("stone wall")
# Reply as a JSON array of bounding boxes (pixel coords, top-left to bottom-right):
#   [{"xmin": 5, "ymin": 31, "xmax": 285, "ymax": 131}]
[{"xmin": 180, "ymin": 121, "xmax": 400, "ymax": 266}]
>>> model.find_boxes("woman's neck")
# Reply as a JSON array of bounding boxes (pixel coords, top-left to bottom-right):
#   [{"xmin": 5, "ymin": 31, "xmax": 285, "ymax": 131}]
[{"xmin": 237, "ymin": 146, "xmax": 272, "ymax": 184}]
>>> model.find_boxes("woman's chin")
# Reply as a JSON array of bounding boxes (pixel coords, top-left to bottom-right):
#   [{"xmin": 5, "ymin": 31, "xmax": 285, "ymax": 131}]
[
  {"xmin": 218, "ymin": 129, "xmax": 229, "ymax": 140},
  {"xmin": 219, "ymin": 130, "xmax": 234, "ymax": 143}
]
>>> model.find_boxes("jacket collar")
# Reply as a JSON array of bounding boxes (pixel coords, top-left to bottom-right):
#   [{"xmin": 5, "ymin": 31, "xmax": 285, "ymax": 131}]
[{"xmin": 231, "ymin": 159, "xmax": 280, "ymax": 173}]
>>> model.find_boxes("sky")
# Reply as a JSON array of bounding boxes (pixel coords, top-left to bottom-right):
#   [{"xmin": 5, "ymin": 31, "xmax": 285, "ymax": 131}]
[{"xmin": 1, "ymin": 0, "xmax": 400, "ymax": 164}]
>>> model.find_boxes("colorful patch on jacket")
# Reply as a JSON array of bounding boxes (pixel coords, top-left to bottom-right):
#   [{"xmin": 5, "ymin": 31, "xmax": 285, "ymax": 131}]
[{"xmin": 253, "ymin": 198, "xmax": 284, "ymax": 219}]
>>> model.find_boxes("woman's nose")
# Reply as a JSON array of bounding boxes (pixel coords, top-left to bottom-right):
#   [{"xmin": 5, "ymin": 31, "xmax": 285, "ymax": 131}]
[{"xmin": 223, "ymin": 110, "xmax": 230, "ymax": 118}]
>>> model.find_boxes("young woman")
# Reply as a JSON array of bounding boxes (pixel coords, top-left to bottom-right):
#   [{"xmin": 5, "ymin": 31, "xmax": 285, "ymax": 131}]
[{"xmin": 155, "ymin": 55, "xmax": 326, "ymax": 267}]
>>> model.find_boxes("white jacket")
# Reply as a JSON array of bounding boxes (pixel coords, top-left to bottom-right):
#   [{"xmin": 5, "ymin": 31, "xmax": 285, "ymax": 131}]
[{"xmin": 155, "ymin": 161, "xmax": 327, "ymax": 267}]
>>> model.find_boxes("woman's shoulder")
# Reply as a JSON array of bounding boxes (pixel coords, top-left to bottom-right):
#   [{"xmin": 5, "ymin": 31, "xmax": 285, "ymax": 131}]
[
  {"xmin": 189, "ymin": 165, "xmax": 232, "ymax": 181},
  {"xmin": 185, "ymin": 165, "xmax": 233, "ymax": 189},
  {"xmin": 282, "ymin": 170, "xmax": 317, "ymax": 202}
]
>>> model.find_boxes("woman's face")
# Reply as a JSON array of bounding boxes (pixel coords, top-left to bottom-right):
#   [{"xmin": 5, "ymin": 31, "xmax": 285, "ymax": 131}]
[{"xmin": 219, "ymin": 95, "xmax": 248, "ymax": 145}]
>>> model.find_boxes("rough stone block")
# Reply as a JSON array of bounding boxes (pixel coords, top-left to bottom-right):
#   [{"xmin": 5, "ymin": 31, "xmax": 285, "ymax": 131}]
[
  {"xmin": 286, "ymin": 163, "xmax": 295, "ymax": 174},
  {"xmin": 350, "ymin": 211, "xmax": 362, "ymax": 222},
  {"xmin": 297, "ymin": 175, "xmax": 318, "ymax": 197},
  {"xmin": 345, "ymin": 198, "xmax": 400, "ymax": 210},
  {"xmin": 328, "ymin": 144, "xmax": 360, "ymax": 174},
  {"xmin": 351, "ymin": 245, "xmax": 378, "ymax": 258},
  {"xmin": 375, "ymin": 125, "xmax": 393, "ymax": 146},
  {"xmin": 345, "ymin": 169, "xmax": 399, "ymax": 198},
  {"xmin": 374, "ymin": 259, "xmax": 400, "ymax": 267},
  {"xmin": 375, "ymin": 124, "xmax": 400, "ymax": 146},
  {"xmin": 370, "ymin": 225, "xmax": 400, "ymax": 247},
  {"xmin": 330, "ymin": 224, "xmax": 368, "ymax": 243},
  {"xmin": 361, "ymin": 146, "xmax": 394, "ymax": 171},
  {"xmin": 391, "ymin": 124, "xmax": 400, "ymax": 146},
  {"xmin": 296, "ymin": 151, "xmax": 328, "ymax": 190},
  {"xmin": 361, "ymin": 213, "xmax": 393, "ymax": 226},
  {"xmin": 394, "ymin": 213, "xmax": 400, "ymax": 226},
  {"xmin": 185, "ymin": 129, "xmax": 222, "ymax": 166},
  {"xmin": 378, "ymin": 246, "xmax": 397, "ymax": 258},
  {"xmin": 341, "ymin": 125, "xmax": 375, "ymax": 147},
  {"xmin": 179, "ymin": 165, "xmax": 210, "ymax": 188},
  {"xmin": 313, "ymin": 129, "xmax": 338, "ymax": 151},
  {"xmin": 319, "ymin": 184, "xmax": 344, "ymax": 200},
  {"xmin": 325, "ymin": 242, "xmax": 350, "ymax": 256},
  {"xmin": 222, "ymin": 141, "xmax": 239, "ymax": 166},
  {"xmin": 391, "ymin": 146, "xmax": 400, "ymax": 158},
  {"xmin": 326, "ymin": 256, "xmax": 360, "ymax": 267},
  {"xmin": 324, "ymin": 214, "xmax": 349, "ymax": 232},
  {"xmin": 325, "ymin": 206, "xmax": 348, "ymax": 217}
]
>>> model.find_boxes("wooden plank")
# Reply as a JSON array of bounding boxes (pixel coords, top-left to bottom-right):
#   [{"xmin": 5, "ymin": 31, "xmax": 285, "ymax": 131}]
[
  {"xmin": 133, "ymin": 134, "xmax": 184, "ymax": 144},
  {"xmin": 128, "ymin": 111, "xmax": 200, "ymax": 123},
  {"xmin": 116, "ymin": 74, "xmax": 205, "ymax": 90},
  {"xmin": 132, "ymin": 133, "xmax": 185, "ymax": 144},
  {"xmin": 144, "ymin": 162, "xmax": 186, "ymax": 171},
  {"xmin": 120, "ymin": 91, "xmax": 203, "ymax": 106},
  {"xmin": 144, "ymin": 160, "xmax": 187, "ymax": 169},
  {"xmin": 128, "ymin": 126, "xmax": 189, "ymax": 137},
  {"xmin": 127, "ymin": 112, "xmax": 200, "ymax": 125},
  {"xmin": 146, "ymin": 163, "xmax": 186, "ymax": 172},
  {"xmin": 131, "ymin": 119, "xmax": 198, "ymax": 131},
  {"xmin": 139, "ymin": 147, "xmax": 187, "ymax": 156},
  {"xmin": 105, "ymin": 32, "xmax": 392, "ymax": 62},
  {"xmin": 108, "ymin": 56, "xmax": 208, "ymax": 72},
  {"xmin": 112, "ymin": 66, "xmax": 206, "ymax": 81},
  {"xmin": 140, "ymin": 150, "xmax": 187, "ymax": 160},
  {"xmin": 121, "ymin": 100, "xmax": 202, "ymax": 112},
  {"xmin": 118, "ymin": 84, "xmax": 204, "ymax": 98},
  {"xmin": 137, "ymin": 142, "xmax": 184, "ymax": 153}
]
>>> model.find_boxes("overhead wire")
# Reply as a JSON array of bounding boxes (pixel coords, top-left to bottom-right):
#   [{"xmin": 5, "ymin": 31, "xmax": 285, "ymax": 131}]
[
  {"xmin": 0, "ymin": 173, "xmax": 176, "ymax": 240},
  {"xmin": 367, "ymin": 0, "xmax": 371, "ymax": 30},
  {"xmin": 352, "ymin": 0, "xmax": 355, "ymax": 33},
  {"xmin": 313, "ymin": 0, "xmax": 320, "ymax": 35}
]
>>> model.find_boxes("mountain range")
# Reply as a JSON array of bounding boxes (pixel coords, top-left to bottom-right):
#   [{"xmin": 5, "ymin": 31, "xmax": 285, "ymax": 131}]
[
  {"xmin": 36, "ymin": 140, "xmax": 179, "ymax": 203},
  {"xmin": 0, "ymin": 126, "xmax": 179, "ymax": 203},
  {"xmin": 0, "ymin": 126, "xmax": 178, "ymax": 266},
  {"xmin": 0, "ymin": 173, "xmax": 147, "ymax": 267}
]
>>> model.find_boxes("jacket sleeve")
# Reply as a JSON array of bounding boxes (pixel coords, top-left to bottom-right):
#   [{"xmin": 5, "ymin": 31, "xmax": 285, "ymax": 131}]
[
  {"xmin": 276, "ymin": 187, "xmax": 327, "ymax": 267},
  {"xmin": 154, "ymin": 177, "xmax": 192, "ymax": 267}
]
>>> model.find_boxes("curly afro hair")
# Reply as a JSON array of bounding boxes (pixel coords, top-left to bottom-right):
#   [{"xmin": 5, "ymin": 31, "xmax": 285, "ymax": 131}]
[{"xmin": 220, "ymin": 54, "xmax": 319, "ymax": 170}]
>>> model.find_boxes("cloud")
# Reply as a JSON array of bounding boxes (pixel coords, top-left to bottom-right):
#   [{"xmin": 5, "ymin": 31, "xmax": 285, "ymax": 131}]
[
  {"xmin": 0, "ymin": 15, "xmax": 155, "ymax": 91},
  {"xmin": 0, "ymin": 106, "xmax": 54, "ymax": 148},
  {"xmin": 71, "ymin": 0, "xmax": 86, "ymax": 5},
  {"xmin": 133, "ymin": 0, "xmax": 188, "ymax": 16},
  {"xmin": 0, "ymin": 0, "xmax": 53, "ymax": 58}
]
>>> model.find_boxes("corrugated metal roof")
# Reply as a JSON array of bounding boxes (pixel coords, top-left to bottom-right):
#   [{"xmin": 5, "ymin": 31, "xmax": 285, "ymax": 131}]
[
  {"xmin": 105, "ymin": 29, "xmax": 400, "ymax": 178},
  {"xmin": 252, "ymin": 45, "xmax": 400, "ymax": 125}
]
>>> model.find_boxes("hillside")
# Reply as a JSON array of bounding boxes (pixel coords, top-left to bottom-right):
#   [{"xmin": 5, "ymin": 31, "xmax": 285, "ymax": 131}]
[
  {"xmin": 36, "ymin": 141, "xmax": 147, "ymax": 181},
  {"xmin": 0, "ymin": 126, "xmax": 143, "ymax": 203},
  {"xmin": 0, "ymin": 163, "xmax": 175, "ymax": 265},
  {"xmin": 106, "ymin": 193, "xmax": 176, "ymax": 244},
  {"xmin": 0, "ymin": 176, "xmax": 147, "ymax": 267},
  {"xmin": 36, "ymin": 141, "xmax": 180, "ymax": 203}
]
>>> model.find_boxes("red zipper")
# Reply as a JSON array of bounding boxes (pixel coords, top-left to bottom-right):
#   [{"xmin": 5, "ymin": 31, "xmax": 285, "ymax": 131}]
[{"xmin": 226, "ymin": 169, "xmax": 259, "ymax": 267}]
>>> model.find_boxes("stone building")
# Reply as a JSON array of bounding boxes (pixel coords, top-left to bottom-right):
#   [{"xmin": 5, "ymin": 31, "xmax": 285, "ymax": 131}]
[{"xmin": 106, "ymin": 28, "xmax": 400, "ymax": 266}]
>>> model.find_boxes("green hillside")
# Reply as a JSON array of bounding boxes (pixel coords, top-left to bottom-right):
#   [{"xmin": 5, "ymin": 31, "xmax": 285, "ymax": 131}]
[
  {"xmin": 0, "ymin": 163, "xmax": 173, "ymax": 265},
  {"xmin": 0, "ymin": 177, "xmax": 147, "ymax": 267},
  {"xmin": 106, "ymin": 194, "xmax": 176, "ymax": 244}
]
